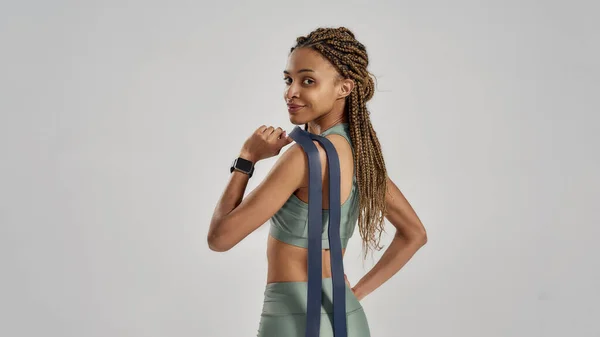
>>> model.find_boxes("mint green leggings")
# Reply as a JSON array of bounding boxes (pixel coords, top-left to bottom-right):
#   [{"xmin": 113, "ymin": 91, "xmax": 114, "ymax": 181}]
[{"xmin": 256, "ymin": 277, "xmax": 371, "ymax": 336}]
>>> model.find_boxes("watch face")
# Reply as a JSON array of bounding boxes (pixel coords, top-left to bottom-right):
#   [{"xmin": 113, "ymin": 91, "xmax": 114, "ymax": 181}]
[{"xmin": 236, "ymin": 158, "xmax": 253, "ymax": 172}]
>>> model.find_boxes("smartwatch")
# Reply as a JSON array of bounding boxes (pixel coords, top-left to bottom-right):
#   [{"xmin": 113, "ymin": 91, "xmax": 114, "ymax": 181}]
[{"xmin": 230, "ymin": 157, "xmax": 255, "ymax": 178}]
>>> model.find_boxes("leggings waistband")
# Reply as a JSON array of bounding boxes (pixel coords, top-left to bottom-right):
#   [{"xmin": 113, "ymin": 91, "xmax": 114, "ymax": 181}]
[{"xmin": 261, "ymin": 277, "xmax": 362, "ymax": 316}]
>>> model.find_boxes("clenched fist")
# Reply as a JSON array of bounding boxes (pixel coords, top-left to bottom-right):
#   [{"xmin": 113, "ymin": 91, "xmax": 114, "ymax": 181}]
[{"xmin": 239, "ymin": 125, "xmax": 294, "ymax": 163}]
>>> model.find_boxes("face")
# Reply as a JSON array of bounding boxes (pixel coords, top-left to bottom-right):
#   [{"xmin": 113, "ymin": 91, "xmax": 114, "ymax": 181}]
[{"xmin": 283, "ymin": 47, "xmax": 353, "ymax": 125}]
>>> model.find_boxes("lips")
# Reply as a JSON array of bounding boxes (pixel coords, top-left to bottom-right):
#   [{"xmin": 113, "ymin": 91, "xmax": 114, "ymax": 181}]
[{"xmin": 287, "ymin": 104, "xmax": 305, "ymax": 113}]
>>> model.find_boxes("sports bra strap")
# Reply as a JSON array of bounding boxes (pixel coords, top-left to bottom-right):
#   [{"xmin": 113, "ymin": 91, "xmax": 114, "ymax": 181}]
[{"xmin": 289, "ymin": 125, "xmax": 348, "ymax": 337}]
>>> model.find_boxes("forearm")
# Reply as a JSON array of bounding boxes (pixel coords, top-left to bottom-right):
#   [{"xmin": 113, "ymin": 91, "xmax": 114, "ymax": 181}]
[
  {"xmin": 352, "ymin": 232, "xmax": 425, "ymax": 300},
  {"xmin": 208, "ymin": 152, "xmax": 255, "ymax": 245},
  {"xmin": 210, "ymin": 171, "xmax": 249, "ymax": 223}
]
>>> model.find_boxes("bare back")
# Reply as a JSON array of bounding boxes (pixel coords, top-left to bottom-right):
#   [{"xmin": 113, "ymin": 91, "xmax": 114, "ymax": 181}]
[{"xmin": 266, "ymin": 133, "xmax": 355, "ymax": 284}]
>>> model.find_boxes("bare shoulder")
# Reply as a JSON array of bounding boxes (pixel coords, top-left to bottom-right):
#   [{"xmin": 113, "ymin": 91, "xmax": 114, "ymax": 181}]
[
  {"xmin": 282, "ymin": 134, "xmax": 352, "ymax": 188},
  {"xmin": 324, "ymin": 133, "xmax": 352, "ymax": 150}
]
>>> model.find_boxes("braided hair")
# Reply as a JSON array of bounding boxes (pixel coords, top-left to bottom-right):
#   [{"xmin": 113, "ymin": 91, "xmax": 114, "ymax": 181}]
[{"xmin": 291, "ymin": 27, "xmax": 388, "ymax": 260}]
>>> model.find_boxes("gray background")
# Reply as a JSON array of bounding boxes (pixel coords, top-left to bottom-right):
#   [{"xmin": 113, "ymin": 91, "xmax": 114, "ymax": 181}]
[{"xmin": 1, "ymin": 0, "xmax": 599, "ymax": 336}]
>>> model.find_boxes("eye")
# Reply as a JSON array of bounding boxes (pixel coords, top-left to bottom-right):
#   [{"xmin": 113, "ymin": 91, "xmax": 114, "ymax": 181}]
[{"xmin": 283, "ymin": 77, "xmax": 315, "ymax": 85}]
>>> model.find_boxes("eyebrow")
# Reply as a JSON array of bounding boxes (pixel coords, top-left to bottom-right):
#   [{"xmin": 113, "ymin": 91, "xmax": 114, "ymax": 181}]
[{"xmin": 283, "ymin": 69, "xmax": 315, "ymax": 74}]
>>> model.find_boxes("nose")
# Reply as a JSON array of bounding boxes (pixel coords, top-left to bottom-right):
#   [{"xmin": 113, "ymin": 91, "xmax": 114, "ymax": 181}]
[{"xmin": 284, "ymin": 82, "xmax": 299, "ymax": 102}]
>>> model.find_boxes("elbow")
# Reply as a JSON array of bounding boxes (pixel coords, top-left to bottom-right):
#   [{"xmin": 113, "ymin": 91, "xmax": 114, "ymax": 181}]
[
  {"xmin": 398, "ymin": 227, "xmax": 428, "ymax": 247},
  {"xmin": 207, "ymin": 231, "xmax": 232, "ymax": 252},
  {"xmin": 411, "ymin": 222, "xmax": 428, "ymax": 246},
  {"xmin": 417, "ymin": 229, "xmax": 427, "ymax": 246}
]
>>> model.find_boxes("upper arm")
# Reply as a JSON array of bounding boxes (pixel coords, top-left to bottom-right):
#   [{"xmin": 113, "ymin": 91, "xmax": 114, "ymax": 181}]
[
  {"xmin": 384, "ymin": 176, "xmax": 427, "ymax": 242},
  {"xmin": 210, "ymin": 142, "xmax": 311, "ymax": 251}
]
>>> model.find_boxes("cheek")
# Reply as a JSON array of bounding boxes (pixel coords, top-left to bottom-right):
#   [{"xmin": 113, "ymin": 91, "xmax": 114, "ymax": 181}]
[
  {"xmin": 307, "ymin": 89, "xmax": 331, "ymax": 107},
  {"xmin": 314, "ymin": 90, "xmax": 336, "ymax": 110}
]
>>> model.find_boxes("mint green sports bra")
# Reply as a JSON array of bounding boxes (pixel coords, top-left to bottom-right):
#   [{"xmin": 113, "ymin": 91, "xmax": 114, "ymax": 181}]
[{"xmin": 269, "ymin": 123, "xmax": 360, "ymax": 249}]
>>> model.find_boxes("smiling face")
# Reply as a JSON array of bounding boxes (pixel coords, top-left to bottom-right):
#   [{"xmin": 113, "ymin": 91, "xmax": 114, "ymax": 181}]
[{"xmin": 283, "ymin": 47, "xmax": 351, "ymax": 125}]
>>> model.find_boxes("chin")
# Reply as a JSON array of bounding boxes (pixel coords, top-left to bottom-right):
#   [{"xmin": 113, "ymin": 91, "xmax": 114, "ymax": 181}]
[{"xmin": 288, "ymin": 115, "xmax": 305, "ymax": 126}]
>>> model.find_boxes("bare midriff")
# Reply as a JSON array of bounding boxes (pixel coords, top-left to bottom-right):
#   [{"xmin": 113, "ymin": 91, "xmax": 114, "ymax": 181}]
[{"xmin": 266, "ymin": 234, "xmax": 346, "ymax": 284}]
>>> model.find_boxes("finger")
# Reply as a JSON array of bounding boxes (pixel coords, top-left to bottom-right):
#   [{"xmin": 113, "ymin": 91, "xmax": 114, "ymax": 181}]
[
  {"xmin": 263, "ymin": 126, "xmax": 275, "ymax": 136},
  {"xmin": 256, "ymin": 125, "xmax": 268, "ymax": 134},
  {"xmin": 281, "ymin": 131, "xmax": 293, "ymax": 145},
  {"xmin": 268, "ymin": 127, "xmax": 284, "ymax": 141}
]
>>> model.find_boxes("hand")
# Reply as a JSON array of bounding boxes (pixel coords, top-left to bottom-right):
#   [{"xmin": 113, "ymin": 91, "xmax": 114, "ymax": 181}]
[
  {"xmin": 345, "ymin": 274, "xmax": 360, "ymax": 300},
  {"xmin": 240, "ymin": 125, "xmax": 293, "ymax": 162}
]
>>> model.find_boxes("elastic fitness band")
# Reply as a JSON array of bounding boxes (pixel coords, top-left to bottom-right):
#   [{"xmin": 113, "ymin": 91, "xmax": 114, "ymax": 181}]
[{"xmin": 289, "ymin": 125, "xmax": 348, "ymax": 337}]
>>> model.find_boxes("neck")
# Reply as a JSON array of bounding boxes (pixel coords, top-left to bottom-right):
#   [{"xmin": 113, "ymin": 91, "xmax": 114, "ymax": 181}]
[{"xmin": 307, "ymin": 107, "xmax": 348, "ymax": 134}]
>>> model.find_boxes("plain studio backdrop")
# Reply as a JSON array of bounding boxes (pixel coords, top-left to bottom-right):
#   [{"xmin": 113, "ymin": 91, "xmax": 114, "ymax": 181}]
[{"xmin": 1, "ymin": 0, "xmax": 599, "ymax": 336}]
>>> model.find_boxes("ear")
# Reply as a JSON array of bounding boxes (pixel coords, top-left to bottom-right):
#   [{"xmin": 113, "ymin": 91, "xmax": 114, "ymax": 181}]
[{"xmin": 338, "ymin": 78, "xmax": 355, "ymax": 99}]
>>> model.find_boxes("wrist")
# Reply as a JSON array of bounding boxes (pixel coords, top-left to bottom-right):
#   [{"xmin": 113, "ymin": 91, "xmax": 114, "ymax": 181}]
[
  {"xmin": 352, "ymin": 281, "xmax": 369, "ymax": 301},
  {"xmin": 352, "ymin": 286, "xmax": 362, "ymax": 301},
  {"xmin": 230, "ymin": 155, "xmax": 255, "ymax": 178},
  {"xmin": 239, "ymin": 150, "xmax": 258, "ymax": 163}
]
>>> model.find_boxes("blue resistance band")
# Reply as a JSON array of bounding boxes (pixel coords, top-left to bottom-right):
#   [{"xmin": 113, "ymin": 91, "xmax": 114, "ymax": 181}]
[{"xmin": 289, "ymin": 125, "xmax": 348, "ymax": 337}]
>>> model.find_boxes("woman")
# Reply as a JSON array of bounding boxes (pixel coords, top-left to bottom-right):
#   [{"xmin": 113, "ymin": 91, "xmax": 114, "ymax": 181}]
[{"xmin": 207, "ymin": 27, "xmax": 427, "ymax": 337}]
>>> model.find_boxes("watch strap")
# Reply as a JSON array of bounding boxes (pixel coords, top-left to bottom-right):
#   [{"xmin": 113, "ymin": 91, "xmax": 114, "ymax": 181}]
[{"xmin": 230, "ymin": 157, "xmax": 255, "ymax": 177}]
